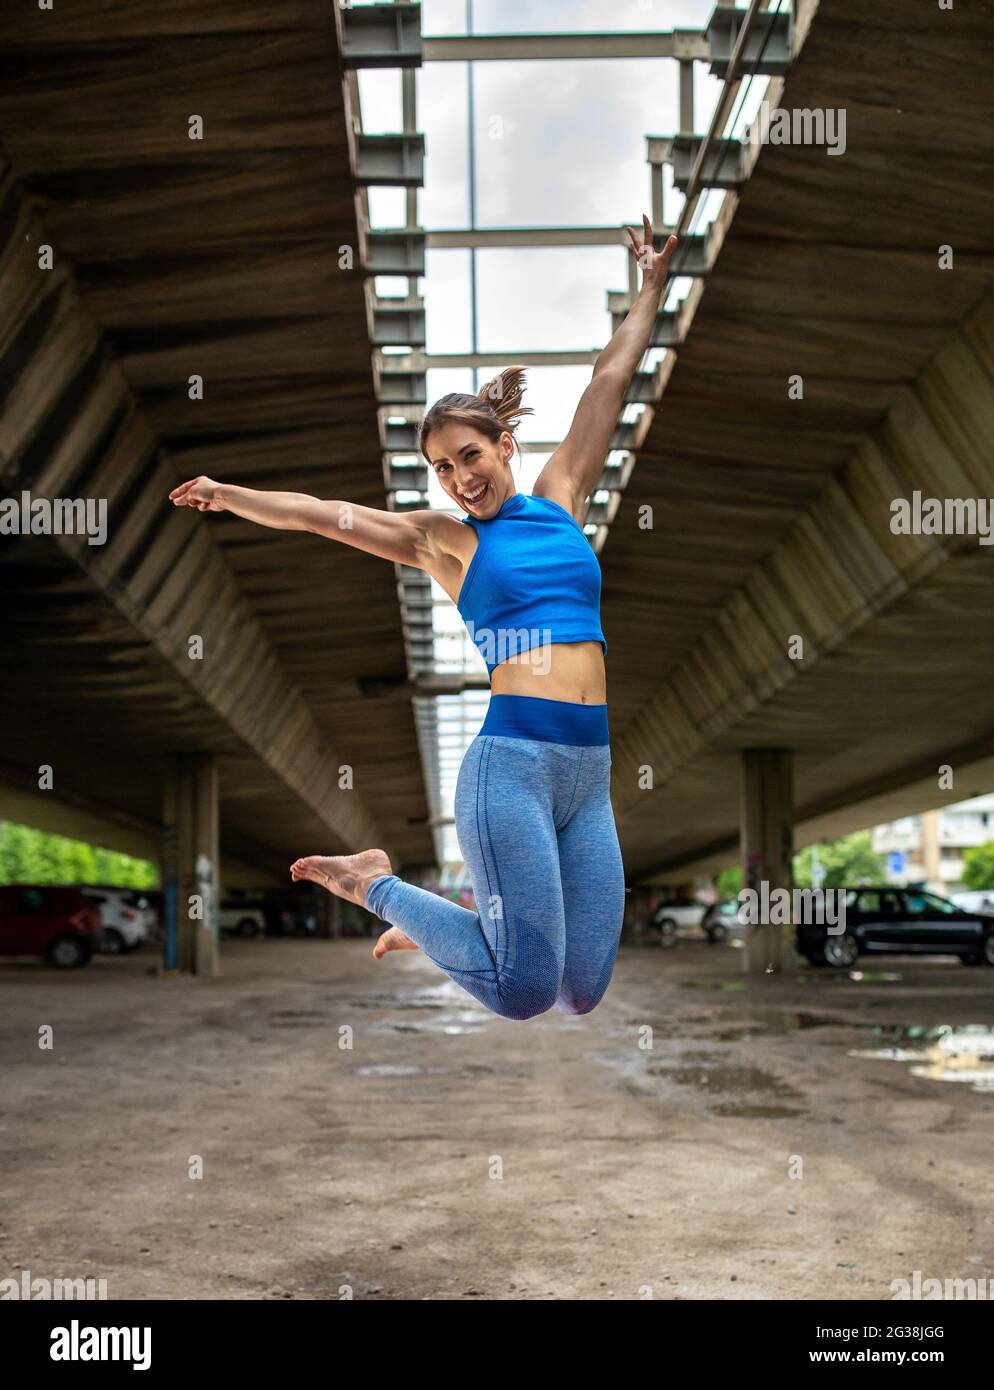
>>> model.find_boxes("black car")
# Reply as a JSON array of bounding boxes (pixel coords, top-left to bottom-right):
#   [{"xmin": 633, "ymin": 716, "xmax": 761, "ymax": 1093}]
[
  {"xmin": 797, "ymin": 887, "xmax": 994, "ymax": 968},
  {"xmin": 264, "ymin": 897, "xmax": 319, "ymax": 937}
]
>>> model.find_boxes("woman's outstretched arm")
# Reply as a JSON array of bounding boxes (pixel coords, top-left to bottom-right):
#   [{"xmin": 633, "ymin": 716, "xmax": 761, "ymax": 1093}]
[
  {"xmin": 534, "ymin": 215, "xmax": 677, "ymax": 522},
  {"xmin": 169, "ymin": 475, "xmax": 438, "ymax": 569}
]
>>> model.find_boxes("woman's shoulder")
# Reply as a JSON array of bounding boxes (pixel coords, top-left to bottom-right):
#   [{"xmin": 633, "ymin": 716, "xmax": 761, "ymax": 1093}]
[
  {"xmin": 528, "ymin": 490, "xmax": 587, "ymax": 534},
  {"xmin": 423, "ymin": 508, "xmax": 478, "ymax": 562}
]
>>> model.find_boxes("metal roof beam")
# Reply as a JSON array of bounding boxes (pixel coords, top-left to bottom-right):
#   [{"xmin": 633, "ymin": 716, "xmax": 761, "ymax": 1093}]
[
  {"xmin": 423, "ymin": 31, "xmax": 709, "ymax": 62},
  {"xmin": 707, "ymin": 5, "xmax": 791, "ymax": 77}
]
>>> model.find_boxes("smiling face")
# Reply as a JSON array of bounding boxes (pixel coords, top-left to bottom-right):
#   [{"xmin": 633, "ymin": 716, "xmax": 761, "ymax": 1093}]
[{"xmin": 425, "ymin": 421, "xmax": 515, "ymax": 518}]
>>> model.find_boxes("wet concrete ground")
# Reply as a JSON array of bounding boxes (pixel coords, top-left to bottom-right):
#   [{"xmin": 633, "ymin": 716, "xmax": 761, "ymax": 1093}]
[{"xmin": 1, "ymin": 935, "xmax": 992, "ymax": 1300}]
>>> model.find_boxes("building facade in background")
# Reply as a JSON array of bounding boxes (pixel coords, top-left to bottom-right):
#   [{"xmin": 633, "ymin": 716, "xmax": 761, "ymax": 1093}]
[{"xmin": 873, "ymin": 794, "xmax": 994, "ymax": 895}]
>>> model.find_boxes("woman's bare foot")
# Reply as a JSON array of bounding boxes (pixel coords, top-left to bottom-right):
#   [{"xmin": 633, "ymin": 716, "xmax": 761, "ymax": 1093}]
[
  {"xmin": 289, "ymin": 848, "xmax": 392, "ymax": 909},
  {"xmin": 373, "ymin": 926, "xmax": 419, "ymax": 960}
]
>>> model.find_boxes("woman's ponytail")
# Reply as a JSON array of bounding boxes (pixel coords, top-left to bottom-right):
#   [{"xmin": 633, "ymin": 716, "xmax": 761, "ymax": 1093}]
[{"xmin": 476, "ymin": 366, "xmax": 534, "ymax": 432}]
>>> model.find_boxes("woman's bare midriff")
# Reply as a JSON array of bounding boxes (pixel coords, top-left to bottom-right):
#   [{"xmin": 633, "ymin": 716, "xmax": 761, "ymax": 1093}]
[{"xmin": 490, "ymin": 642, "xmax": 607, "ymax": 705}]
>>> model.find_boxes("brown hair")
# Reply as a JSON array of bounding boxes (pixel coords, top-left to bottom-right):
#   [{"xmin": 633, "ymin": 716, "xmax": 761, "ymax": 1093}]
[{"xmin": 419, "ymin": 365, "xmax": 534, "ymax": 464}]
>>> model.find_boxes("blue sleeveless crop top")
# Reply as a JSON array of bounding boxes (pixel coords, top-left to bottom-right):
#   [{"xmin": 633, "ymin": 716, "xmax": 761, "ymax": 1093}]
[{"xmin": 456, "ymin": 492, "xmax": 608, "ymax": 677}]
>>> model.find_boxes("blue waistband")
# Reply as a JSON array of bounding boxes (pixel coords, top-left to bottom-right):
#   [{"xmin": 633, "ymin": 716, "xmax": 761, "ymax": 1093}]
[{"xmin": 479, "ymin": 695, "xmax": 610, "ymax": 746}]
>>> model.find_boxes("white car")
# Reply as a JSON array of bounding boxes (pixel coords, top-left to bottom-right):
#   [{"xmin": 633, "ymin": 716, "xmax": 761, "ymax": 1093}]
[
  {"xmin": 950, "ymin": 889, "xmax": 994, "ymax": 915},
  {"xmin": 649, "ymin": 901, "xmax": 710, "ymax": 945},
  {"xmin": 80, "ymin": 887, "xmax": 152, "ymax": 954},
  {"xmin": 218, "ymin": 901, "xmax": 267, "ymax": 937}
]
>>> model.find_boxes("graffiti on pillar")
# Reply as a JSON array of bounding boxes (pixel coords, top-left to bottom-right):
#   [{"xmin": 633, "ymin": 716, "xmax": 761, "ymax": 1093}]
[
  {"xmin": 163, "ymin": 876, "xmax": 178, "ymax": 971},
  {"xmin": 745, "ymin": 851, "xmax": 762, "ymax": 894},
  {"xmin": 162, "ymin": 820, "xmax": 179, "ymax": 970},
  {"xmin": 195, "ymin": 853, "xmax": 217, "ymax": 937},
  {"xmin": 782, "ymin": 829, "xmax": 794, "ymax": 886}
]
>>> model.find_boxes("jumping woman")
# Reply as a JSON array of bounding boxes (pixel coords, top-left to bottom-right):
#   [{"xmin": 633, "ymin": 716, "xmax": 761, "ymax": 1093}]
[{"xmin": 170, "ymin": 217, "xmax": 677, "ymax": 1021}]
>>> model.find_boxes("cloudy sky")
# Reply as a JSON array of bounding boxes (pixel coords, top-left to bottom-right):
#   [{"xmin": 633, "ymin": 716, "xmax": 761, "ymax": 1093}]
[{"xmin": 357, "ymin": 0, "xmax": 764, "ymax": 473}]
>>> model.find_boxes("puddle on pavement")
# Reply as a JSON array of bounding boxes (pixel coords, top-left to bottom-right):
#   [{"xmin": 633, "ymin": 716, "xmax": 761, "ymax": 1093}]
[
  {"xmin": 649, "ymin": 1060, "xmax": 800, "ymax": 1100},
  {"xmin": 316, "ymin": 983, "xmax": 463, "ymax": 1012},
  {"xmin": 353, "ymin": 1063, "xmax": 427, "ymax": 1077},
  {"xmin": 713, "ymin": 1011, "xmax": 841, "ymax": 1039},
  {"xmin": 385, "ymin": 1010, "xmax": 488, "ymax": 1036},
  {"xmin": 349, "ymin": 995, "xmax": 449, "ymax": 1012},
  {"xmin": 707, "ymin": 1012, "xmax": 994, "ymax": 1045},
  {"xmin": 711, "ymin": 1103, "xmax": 802, "ymax": 1118},
  {"xmin": 849, "ymin": 1025, "xmax": 994, "ymax": 1094},
  {"xmin": 391, "ymin": 988, "xmax": 462, "ymax": 1011},
  {"xmin": 640, "ymin": 1054, "xmax": 806, "ymax": 1115},
  {"xmin": 359, "ymin": 1006, "xmax": 490, "ymax": 1036},
  {"xmin": 604, "ymin": 1014, "xmax": 994, "ymax": 1110},
  {"xmin": 679, "ymin": 969, "xmax": 904, "ymax": 991},
  {"xmin": 677, "ymin": 979, "xmax": 749, "ymax": 990},
  {"xmin": 267, "ymin": 983, "xmax": 472, "ymax": 1028},
  {"xmin": 714, "ymin": 1010, "xmax": 912, "ymax": 1040}
]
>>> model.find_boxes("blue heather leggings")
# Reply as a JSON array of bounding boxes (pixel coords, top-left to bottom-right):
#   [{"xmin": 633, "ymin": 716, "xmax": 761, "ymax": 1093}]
[{"xmin": 364, "ymin": 695, "xmax": 625, "ymax": 1021}]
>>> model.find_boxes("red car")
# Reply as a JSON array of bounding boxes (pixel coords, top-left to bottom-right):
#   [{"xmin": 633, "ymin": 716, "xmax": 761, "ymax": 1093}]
[{"xmin": 0, "ymin": 885, "xmax": 103, "ymax": 967}]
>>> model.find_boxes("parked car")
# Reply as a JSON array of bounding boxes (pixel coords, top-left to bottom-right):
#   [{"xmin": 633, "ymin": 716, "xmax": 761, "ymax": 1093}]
[
  {"xmin": 951, "ymin": 889, "xmax": 994, "ymax": 915},
  {"xmin": 797, "ymin": 886, "xmax": 994, "ymax": 968},
  {"xmin": 218, "ymin": 898, "xmax": 268, "ymax": 938},
  {"xmin": 137, "ymin": 889, "xmax": 165, "ymax": 940},
  {"xmin": 701, "ymin": 898, "xmax": 746, "ymax": 944},
  {"xmin": 79, "ymin": 886, "xmax": 152, "ymax": 954},
  {"xmin": 0, "ymin": 885, "xmax": 103, "ymax": 967},
  {"xmin": 649, "ymin": 900, "xmax": 708, "ymax": 946},
  {"xmin": 266, "ymin": 900, "xmax": 318, "ymax": 937}
]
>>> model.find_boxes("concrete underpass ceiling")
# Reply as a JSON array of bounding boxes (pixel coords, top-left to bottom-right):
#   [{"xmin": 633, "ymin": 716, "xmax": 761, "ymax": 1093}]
[
  {"xmin": 0, "ymin": 537, "xmax": 422, "ymax": 883},
  {"xmin": 0, "ymin": 1, "xmax": 434, "ymax": 875},
  {"xmin": 623, "ymin": 540, "xmax": 994, "ymax": 881},
  {"xmin": 602, "ymin": 0, "xmax": 994, "ymax": 879},
  {"xmin": 3, "ymin": 0, "xmax": 994, "ymax": 888}
]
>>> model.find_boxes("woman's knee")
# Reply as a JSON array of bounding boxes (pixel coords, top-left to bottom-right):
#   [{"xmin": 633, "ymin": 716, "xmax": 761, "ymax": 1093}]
[
  {"xmin": 494, "ymin": 977, "xmax": 560, "ymax": 1021},
  {"xmin": 555, "ymin": 951, "xmax": 618, "ymax": 1016},
  {"xmin": 554, "ymin": 989, "xmax": 603, "ymax": 1017}
]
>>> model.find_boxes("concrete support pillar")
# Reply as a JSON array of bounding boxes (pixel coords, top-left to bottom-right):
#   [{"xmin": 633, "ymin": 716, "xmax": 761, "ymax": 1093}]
[
  {"xmin": 161, "ymin": 753, "xmax": 220, "ymax": 977},
  {"xmin": 740, "ymin": 748, "xmax": 796, "ymax": 974},
  {"xmin": 316, "ymin": 892, "xmax": 342, "ymax": 941},
  {"xmin": 921, "ymin": 810, "xmax": 942, "ymax": 893},
  {"xmin": 679, "ymin": 59, "xmax": 695, "ymax": 134},
  {"xmin": 651, "ymin": 160, "xmax": 665, "ymax": 237}
]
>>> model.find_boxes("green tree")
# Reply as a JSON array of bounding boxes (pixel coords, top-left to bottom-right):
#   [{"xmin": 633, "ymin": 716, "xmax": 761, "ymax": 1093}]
[
  {"xmin": 715, "ymin": 832, "xmax": 884, "ymax": 896},
  {"xmin": 961, "ymin": 842, "xmax": 994, "ymax": 891},
  {"xmin": 716, "ymin": 865, "xmax": 742, "ymax": 897},
  {"xmin": 0, "ymin": 821, "xmax": 158, "ymax": 887},
  {"xmin": 0, "ymin": 822, "xmax": 38, "ymax": 881},
  {"xmin": 794, "ymin": 831, "xmax": 885, "ymax": 889}
]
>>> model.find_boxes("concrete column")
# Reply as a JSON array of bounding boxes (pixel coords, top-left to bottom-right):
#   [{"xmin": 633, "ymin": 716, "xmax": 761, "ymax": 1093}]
[
  {"xmin": 740, "ymin": 748, "xmax": 796, "ymax": 974},
  {"xmin": 651, "ymin": 160, "xmax": 665, "ymax": 235},
  {"xmin": 921, "ymin": 810, "xmax": 942, "ymax": 893},
  {"xmin": 679, "ymin": 60, "xmax": 695, "ymax": 134},
  {"xmin": 161, "ymin": 753, "xmax": 220, "ymax": 977},
  {"xmin": 316, "ymin": 892, "xmax": 342, "ymax": 941}
]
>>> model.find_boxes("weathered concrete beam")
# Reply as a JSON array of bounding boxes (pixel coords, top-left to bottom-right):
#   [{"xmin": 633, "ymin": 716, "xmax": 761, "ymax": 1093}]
[
  {"xmin": 0, "ymin": 169, "xmax": 392, "ymax": 861},
  {"xmin": 613, "ymin": 290, "xmax": 994, "ymax": 829}
]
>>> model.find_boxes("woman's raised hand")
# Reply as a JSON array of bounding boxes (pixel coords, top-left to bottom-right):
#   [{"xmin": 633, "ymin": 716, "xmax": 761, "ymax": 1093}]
[
  {"xmin": 169, "ymin": 475, "xmax": 225, "ymax": 513},
  {"xmin": 625, "ymin": 214, "xmax": 678, "ymax": 293}
]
